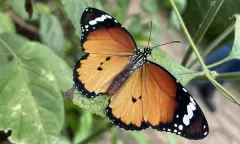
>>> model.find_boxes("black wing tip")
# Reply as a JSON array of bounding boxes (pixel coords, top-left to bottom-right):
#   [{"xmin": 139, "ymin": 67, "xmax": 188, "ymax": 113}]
[
  {"xmin": 148, "ymin": 123, "xmax": 208, "ymax": 140},
  {"xmin": 105, "ymin": 107, "xmax": 148, "ymax": 131},
  {"xmin": 73, "ymin": 54, "xmax": 104, "ymax": 99}
]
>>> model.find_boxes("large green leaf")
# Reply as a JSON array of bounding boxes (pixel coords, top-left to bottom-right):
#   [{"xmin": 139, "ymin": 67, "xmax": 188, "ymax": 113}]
[
  {"xmin": 60, "ymin": 0, "xmax": 103, "ymax": 35},
  {"xmin": 114, "ymin": 0, "xmax": 131, "ymax": 23},
  {"xmin": 73, "ymin": 111, "xmax": 93, "ymax": 144},
  {"xmin": 0, "ymin": 33, "xmax": 73, "ymax": 144},
  {"xmin": 129, "ymin": 131, "xmax": 149, "ymax": 144},
  {"xmin": 40, "ymin": 15, "xmax": 65, "ymax": 56},
  {"xmin": 141, "ymin": 0, "xmax": 158, "ymax": 14},
  {"xmin": 1, "ymin": 33, "xmax": 72, "ymax": 91},
  {"xmin": 9, "ymin": 0, "xmax": 51, "ymax": 20},
  {"xmin": 0, "ymin": 11, "xmax": 16, "ymax": 34},
  {"xmin": 9, "ymin": 0, "xmax": 29, "ymax": 19},
  {"xmin": 229, "ymin": 14, "xmax": 240, "ymax": 59}
]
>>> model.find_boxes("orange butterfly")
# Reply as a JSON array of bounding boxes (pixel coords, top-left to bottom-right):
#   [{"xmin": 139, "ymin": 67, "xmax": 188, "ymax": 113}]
[{"xmin": 73, "ymin": 7, "xmax": 209, "ymax": 140}]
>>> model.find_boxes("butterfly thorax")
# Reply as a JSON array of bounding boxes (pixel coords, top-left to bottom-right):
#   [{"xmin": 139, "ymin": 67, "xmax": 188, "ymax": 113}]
[{"xmin": 107, "ymin": 48, "xmax": 152, "ymax": 96}]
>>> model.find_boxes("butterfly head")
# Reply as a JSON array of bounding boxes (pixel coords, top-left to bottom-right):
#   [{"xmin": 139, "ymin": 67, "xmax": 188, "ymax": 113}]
[{"xmin": 143, "ymin": 47, "xmax": 152, "ymax": 56}]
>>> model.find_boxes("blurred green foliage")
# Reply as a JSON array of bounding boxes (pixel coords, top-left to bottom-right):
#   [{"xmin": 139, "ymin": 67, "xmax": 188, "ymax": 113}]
[
  {"xmin": 1, "ymin": 0, "xmax": 239, "ymax": 144},
  {"xmin": 183, "ymin": 0, "xmax": 240, "ymax": 45}
]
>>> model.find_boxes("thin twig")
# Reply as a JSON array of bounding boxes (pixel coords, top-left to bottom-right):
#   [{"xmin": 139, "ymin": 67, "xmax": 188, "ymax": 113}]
[
  {"xmin": 169, "ymin": 0, "xmax": 206, "ymax": 70},
  {"xmin": 181, "ymin": 0, "xmax": 225, "ymax": 66},
  {"xmin": 206, "ymin": 73, "xmax": 240, "ymax": 104},
  {"xmin": 193, "ymin": 72, "xmax": 240, "ymax": 80},
  {"xmin": 187, "ymin": 23, "xmax": 235, "ymax": 68},
  {"xmin": 6, "ymin": 9, "xmax": 38, "ymax": 33},
  {"xmin": 0, "ymin": 38, "xmax": 18, "ymax": 59}
]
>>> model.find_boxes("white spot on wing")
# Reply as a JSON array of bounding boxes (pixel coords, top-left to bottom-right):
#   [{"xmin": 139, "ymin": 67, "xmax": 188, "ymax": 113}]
[
  {"xmin": 183, "ymin": 88, "xmax": 187, "ymax": 92},
  {"xmin": 174, "ymin": 129, "xmax": 177, "ymax": 133},
  {"xmin": 168, "ymin": 129, "xmax": 171, "ymax": 131},
  {"xmin": 89, "ymin": 20, "xmax": 97, "ymax": 25},
  {"xmin": 105, "ymin": 14, "xmax": 112, "ymax": 19},
  {"xmin": 190, "ymin": 102, "xmax": 196, "ymax": 110},
  {"xmin": 190, "ymin": 96, "xmax": 196, "ymax": 105},
  {"xmin": 85, "ymin": 25, "xmax": 89, "ymax": 28},
  {"xmin": 204, "ymin": 132, "xmax": 208, "ymax": 135},
  {"xmin": 183, "ymin": 115, "xmax": 190, "ymax": 126},
  {"xmin": 174, "ymin": 124, "xmax": 177, "ymax": 127},
  {"xmin": 178, "ymin": 125, "xmax": 183, "ymax": 130},
  {"xmin": 187, "ymin": 104, "xmax": 194, "ymax": 119}
]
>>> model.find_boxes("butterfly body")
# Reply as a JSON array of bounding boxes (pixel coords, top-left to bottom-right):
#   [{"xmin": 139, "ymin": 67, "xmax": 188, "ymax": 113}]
[
  {"xmin": 108, "ymin": 48, "xmax": 151, "ymax": 95},
  {"xmin": 73, "ymin": 7, "xmax": 209, "ymax": 140}
]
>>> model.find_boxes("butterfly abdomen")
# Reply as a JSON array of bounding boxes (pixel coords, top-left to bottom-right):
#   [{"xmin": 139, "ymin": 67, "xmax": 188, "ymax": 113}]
[{"xmin": 107, "ymin": 65, "xmax": 133, "ymax": 95}]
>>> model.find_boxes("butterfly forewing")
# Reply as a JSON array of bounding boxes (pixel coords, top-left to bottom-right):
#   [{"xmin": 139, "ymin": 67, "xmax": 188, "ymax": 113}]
[
  {"xmin": 74, "ymin": 8, "xmax": 137, "ymax": 98},
  {"xmin": 80, "ymin": 7, "xmax": 136, "ymax": 55}
]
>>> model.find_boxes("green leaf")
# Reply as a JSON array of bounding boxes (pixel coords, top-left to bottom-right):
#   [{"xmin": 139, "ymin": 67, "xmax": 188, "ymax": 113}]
[
  {"xmin": 34, "ymin": 3, "xmax": 51, "ymax": 16},
  {"xmin": 60, "ymin": 0, "xmax": 103, "ymax": 35},
  {"xmin": 40, "ymin": 15, "xmax": 65, "ymax": 56},
  {"xmin": 0, "ymin": 33, "xmax": 73, "ymax": 144},
  {"xmin": 73, "ymin": 94, "xmax": 109, "ymax": 117},
  {"xmin": 140, "ymin": 0, "xmax": 158, "ymax": 14},
  {"xmin": 0, "ymin": 41, "xmax": 64, "ymax": 144},
  {"xmin": 10, "ymin": 0, "xmax": 51, "ymax": 20},
  {"xmin": 73, "ymin": 111, "xmax": 93, "ymax": 144},
  {"xmin": 9, "ymin": 0, "xmax": 29, "ymax": 19},
  {"xmin": 168, "ymin": 134, "xmax": 176, "ymax": 144},
  {"xmin": 1, "ymin": 33, "xmax": 72, "ymax": 91},
  {"xmin": 169, "ymin": 11, "xmax": 181, "ymax": 30},
  {"xmin": 149, "ymin": 49, "xmax": 200, "ymax": 85},
  {"xmin": 0, "ymin": 0, "xmax": 9, "ymax": 10},
  {"xmin": 0, "ymin": 11, "xmax": 16, "ymax": 34},
  {"xmin": 163, "ymin": 0, "xmax": 187, "ymax": 12},
  {"xmin": 129, "ymin": 131, "xmax": 149, "ymax": 144},
  {"xmin": 114, "ymin": 0, "xmax": 131, "ymax": 23},
  {"xmin": 151, "ymin": 16, "xmax": 161, "ymax": 46},
  {"xmin": 229, "ymin": 14, "xmax": 240, "ymax": 59},
  {"xmin": 56, "ymin": 136, "xmax": 72, "ymax": 144},
  {"xmin": 111, "ymin": 128, "xmax": 118, "ymax": 144}
]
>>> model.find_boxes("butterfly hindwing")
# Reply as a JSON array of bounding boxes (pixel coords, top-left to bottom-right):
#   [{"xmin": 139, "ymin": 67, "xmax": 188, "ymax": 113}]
[
  {"xmin": 143, "ymin": 62, "xmax": 209, "ymax": 140},
  {"xmin": 105, "ymin": 61, "xmax": 209, "ymax": 140},
  {"xmin": 80, "ymin": 7, "xmax": 136, "ymax": 55},
  {"xmin": 106, "ymin": 68, "xmax": 148, "ymax": 130}
]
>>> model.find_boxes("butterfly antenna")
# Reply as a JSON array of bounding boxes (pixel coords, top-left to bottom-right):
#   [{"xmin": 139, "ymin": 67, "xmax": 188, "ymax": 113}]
[
  {"xmin": 151, "ymin": 41, "xmax": 181, "ymax": 49},
  {"xmin": 147, "ymin": 21, "xmax": 152, "ymax": 48}
]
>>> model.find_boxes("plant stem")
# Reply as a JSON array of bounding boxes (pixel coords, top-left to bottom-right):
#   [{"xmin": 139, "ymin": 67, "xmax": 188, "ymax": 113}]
[
  {"xmin": 194, "ymin": 72, "xmax": 240, "ymax": 80},
  {"xmin": 79, "ymin": 123, "xmax": 114, "ymax": 144},
  {"xmin": 206, "ymin": 72, "xmax": 240, "ymax": 104},
  {"xmin": 0, "ymin": 38, "xmax": 18, "ymax": 59},
  {"xmin": 169, "ymin": 0, "xmax": 206, "ymax": 70},
  {"xmin": 187, "ymin": 23, "xmax": 235, "ymax": 68},
  {"xmin": 207, "ymin": 57, "xmax": 230, "ymax": 69},
  {"xmin": 181, "ymin": 0, "xmax": 225, "ymax": 66}
]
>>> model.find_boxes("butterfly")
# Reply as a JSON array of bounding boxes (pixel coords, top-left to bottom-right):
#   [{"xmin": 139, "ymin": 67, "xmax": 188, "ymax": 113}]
[{"xmin": 73, "ymin": 7, "xmax": 209, "ymax": 140}]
